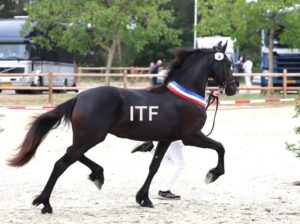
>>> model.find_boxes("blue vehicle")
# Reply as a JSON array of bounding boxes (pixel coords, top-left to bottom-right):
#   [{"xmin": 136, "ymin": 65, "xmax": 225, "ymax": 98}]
[{"xmin": 259, "ymin": 29, "xmax": 300, "ymax": 86}]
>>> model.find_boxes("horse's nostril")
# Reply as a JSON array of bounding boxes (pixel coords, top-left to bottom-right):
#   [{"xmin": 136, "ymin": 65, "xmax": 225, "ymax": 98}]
[{"xmin": 225, "ymin": 85, "xmax": 237, "ymax": 96}]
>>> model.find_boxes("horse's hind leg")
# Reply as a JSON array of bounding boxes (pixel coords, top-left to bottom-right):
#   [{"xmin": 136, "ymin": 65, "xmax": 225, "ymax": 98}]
[
  {"xmin": 79, "ymin": 155, "xmax": 104, "ymax": 190},
  {"xmin": 67, "ymin": 145, "xmax": 105, "ymax": 190},
  {"xmin": 183, "ymin": 132, "xmax": 225, "ymax": 184},
  {"xmin": 32, "ymin": 145, "xmax": 87, "ymax": 214}
]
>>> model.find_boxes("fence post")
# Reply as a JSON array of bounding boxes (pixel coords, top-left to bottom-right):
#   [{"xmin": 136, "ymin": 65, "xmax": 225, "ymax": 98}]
[
  {"xmin": 130, "ymin": 66, "xmax": 134, "ymax": 75},
  {"xmin": 48, "ymin": 71, "xmax": 53, "ymax": 105},
  {"xmin": 283, "ymin": 69, "xmax": 287, "ymax": 98},
  {"xmin": 77, "ymin": 66, "xmax": 81, "ymax": 83},
  {"xmin": 105, "ymin": 67, "xmax": 111, "ymax": 86},
  {"xmin": 123, "ymin": 70, "xmax": 128, "ymax": 88}
]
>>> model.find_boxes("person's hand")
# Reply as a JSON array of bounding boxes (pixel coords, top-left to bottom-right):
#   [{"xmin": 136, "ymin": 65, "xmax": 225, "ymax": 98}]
[{"xmin": 212, "ymin": 90, "xmax": 220, "ymax": 97}]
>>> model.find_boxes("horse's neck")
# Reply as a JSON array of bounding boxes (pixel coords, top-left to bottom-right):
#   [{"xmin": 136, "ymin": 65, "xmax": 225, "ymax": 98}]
[{"xmin": 175, "ymin": 63, "xmax": 209, "ymax": 97}]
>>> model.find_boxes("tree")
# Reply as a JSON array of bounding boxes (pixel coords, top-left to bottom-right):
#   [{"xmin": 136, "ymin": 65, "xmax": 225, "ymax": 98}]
[
  {"xmin": 279, "ymin": 4, "xmax": 300, "ymax": 48},
  {"xmin": 197, "ymin": 0, "xmax": 300, "ymax": 94},
  {"xmin": 253, "ymin": 1, "xmax": 300, "ymax": 94},
  {"xmin": 0, "ymin": 0, "xmax": 29, "ymax": 18},
  {"xmin": 129, "ymin": 0, "xmax": 194, "ymax": 66},
  {"xmin": 171, "ymin": 0, "xmax": 194, "ymax": 48},
  {"xmin": 23, "ymin": 0, "xmax": 181, "ymax": 73}
]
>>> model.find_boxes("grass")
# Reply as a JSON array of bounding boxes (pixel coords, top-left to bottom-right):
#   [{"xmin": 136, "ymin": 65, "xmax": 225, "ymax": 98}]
[
  {"xmin": 221, "ymin": 93, "xmax": 299, "ymax": 100},
  {"xmin": 0, "ymin": 93, "xmax": 76, "ymax": 106}
]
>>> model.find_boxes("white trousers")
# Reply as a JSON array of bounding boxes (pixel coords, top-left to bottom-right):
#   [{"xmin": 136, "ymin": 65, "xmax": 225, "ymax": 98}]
[
  {"xmin": 245, "ymin": 74, "xmax": 252, "ymax": 87},
  {"xmin": 153, "ymin": 141, "xmax": 185, "ymax": 191}
]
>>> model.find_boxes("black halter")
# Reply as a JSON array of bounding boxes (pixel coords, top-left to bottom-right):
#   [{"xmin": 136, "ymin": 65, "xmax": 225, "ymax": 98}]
[{"xmin": 223, "ymin": 79, "xmax": 236, "ymax": 89}]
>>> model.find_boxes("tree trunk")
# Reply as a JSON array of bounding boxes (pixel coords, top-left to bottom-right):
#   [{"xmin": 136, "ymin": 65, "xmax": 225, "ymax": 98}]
[
  {"xmin": 116, "ymin": 31, "xmax": 123, "ymax": 66},
  {"xmin": 105, "ymin": 34, "xmax": 117, "ymax": 85},
  {"xmin": 267, "ymin": 16, "xmax": 275, "ymax": 96}
]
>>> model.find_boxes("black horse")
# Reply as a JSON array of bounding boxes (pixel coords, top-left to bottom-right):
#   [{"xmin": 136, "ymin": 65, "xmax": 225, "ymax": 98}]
[{"xmin": 8, "ymin": 42, "xmax": 237, "ymax": 213}]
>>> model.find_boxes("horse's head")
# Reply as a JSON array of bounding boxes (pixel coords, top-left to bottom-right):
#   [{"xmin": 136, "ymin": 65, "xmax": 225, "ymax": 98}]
[{"xmin": 209, "ymin": 41, "xmax": 237, "ymax": 96}]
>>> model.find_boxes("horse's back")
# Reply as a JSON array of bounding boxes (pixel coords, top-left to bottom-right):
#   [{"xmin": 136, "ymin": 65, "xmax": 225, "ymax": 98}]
[
  {"xmin": 73, "ymin": 86, "xmax": 150, "ymax": 122},
  {"xmin": 75, "ymin": 86, "xmax": 122, "ymax": 109}
]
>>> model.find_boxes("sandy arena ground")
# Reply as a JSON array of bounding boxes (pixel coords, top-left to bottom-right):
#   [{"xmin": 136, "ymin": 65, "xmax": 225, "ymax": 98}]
[{"xmin": 0, "ymin": 105, "xmax": 300, "ymax": 224}]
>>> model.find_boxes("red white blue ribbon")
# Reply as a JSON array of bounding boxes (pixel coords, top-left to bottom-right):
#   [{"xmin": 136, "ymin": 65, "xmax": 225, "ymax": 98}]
[{"xmin": 167, "ymin": 81, "xmax": 206, "ymax": 108}]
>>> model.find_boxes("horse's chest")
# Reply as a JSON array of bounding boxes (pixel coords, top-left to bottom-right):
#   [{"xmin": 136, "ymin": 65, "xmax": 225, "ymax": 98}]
[{"xmin": 182, "ymin": 107, "xmax": 207, "ymax": 132}]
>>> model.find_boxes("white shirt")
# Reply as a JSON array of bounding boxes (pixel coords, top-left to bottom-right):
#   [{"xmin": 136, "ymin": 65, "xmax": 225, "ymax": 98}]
[{"xmin": 243, "ymin": 60, "xmax": 253, "ymax": 73}]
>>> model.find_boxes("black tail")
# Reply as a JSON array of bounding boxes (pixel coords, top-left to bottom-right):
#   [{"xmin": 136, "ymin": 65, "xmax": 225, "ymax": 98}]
[
  {"xmin": 131, "ymin": 142, "xmax": 154, "ymax": 153},
  {"xmin": 8, "ymin": 97, "xmax": 77, "ymax": 167}
]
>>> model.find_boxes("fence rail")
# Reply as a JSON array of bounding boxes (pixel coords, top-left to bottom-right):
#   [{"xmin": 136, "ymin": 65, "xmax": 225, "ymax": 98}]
[{"xmin": 0, "ymin": 68, "xmax": 300, "ymax": 104}]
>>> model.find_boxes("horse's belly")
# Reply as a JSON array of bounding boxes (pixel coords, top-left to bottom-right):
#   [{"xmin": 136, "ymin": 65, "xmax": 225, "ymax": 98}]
[{"xmin": 110, "ymin": 122, "xmax": 178, "ymax": 141}]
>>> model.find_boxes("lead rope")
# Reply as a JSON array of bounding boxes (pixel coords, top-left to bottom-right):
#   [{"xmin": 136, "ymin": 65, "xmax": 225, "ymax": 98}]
[{"xmin": 205, "ymin": 91, "xmax": 219, "ymax": 137}]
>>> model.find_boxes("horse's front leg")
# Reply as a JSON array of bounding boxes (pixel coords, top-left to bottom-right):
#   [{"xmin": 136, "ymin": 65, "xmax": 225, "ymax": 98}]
[
  {"xmin": 183, "ymin": 132, "xmax": 225, "ymax": 184},
  {"xmin": 136, "ymin": 141, "xmax": 171, "ymax": 208}
]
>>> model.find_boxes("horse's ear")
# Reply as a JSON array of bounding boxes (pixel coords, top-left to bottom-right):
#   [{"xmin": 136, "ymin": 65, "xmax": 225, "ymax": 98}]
[
  {"xmin": 217, "ymin": 41, "xmax": 222, "ymax": 48},
  {"xmin": 220, "ymin": 41, "xmax": 227, "ymax": 53}
]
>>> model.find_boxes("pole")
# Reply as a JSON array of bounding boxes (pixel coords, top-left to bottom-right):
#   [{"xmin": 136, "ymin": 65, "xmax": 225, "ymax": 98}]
[
  {"xmin": 283, "ymin": 69, "xmax": 287, "ymax": 98},
  {"xmin": 48, "ymin": 71, "xmax": 53, "ymax": 105},
  {"xmin": 123, "ymin": 70, "xmax": 128, "ymax": 88},
  {"xmin": 193, "ymin": 0, "xmax": 198, "ymax": 49}
]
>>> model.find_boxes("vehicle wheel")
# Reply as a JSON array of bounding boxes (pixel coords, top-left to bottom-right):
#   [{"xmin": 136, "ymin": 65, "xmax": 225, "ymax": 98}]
[
  {"xmin": 15, "ymin": 90, "xmax": 30, "ymax": 94},
  {"xmin": 61, "ymin": 79, "xmax": 68, "ymax": 93},
  {"xmin": 72, "ymin": 83, "xmax": 79, "ymax": 93},
  {"xmin": 30, "ymin": 80, "xmax": 42, "ymax": 94},
  {"xmin": 54, "ymin": 79, "xmax": 67, "ymax": 93}
]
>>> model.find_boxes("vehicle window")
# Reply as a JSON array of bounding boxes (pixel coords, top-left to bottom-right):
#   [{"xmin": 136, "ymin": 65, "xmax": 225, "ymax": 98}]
[{"xmin": 0, "ymin": 44, "xmax": 29, "ymax": 60}]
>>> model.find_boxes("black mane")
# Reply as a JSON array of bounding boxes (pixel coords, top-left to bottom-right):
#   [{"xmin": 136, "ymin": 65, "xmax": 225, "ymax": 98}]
[
  {"xmin": 164, "ymin": 47, "xmax": 217, "ymax": 85},
  {"xmin": 148, "ymin": 47, "xmax": 217, "ymax": 92}
]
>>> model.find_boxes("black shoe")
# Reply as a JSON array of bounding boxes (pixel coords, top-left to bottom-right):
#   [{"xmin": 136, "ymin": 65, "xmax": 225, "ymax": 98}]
[
  {"xmin": 131, "ymin": 141, "xmax": 154, "ymax": 153},
  {"xmin": 158, "ymin": 190, "xmax": 181, "ymax": 200}
]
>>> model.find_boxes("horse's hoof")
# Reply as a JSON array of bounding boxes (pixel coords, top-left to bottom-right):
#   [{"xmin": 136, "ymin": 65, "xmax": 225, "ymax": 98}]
[
  {"xmin": 33, "ymin": 194, "xmax": 53, "ymax": 214},
  {"xmin": 205, "ymin": 168, "xmax": 224, "ymax": 184},
  {"xmin": 41, "ymin": 204, "xmax": 53, "ymax": 214},
  {"xmin": 136, "ymin": 192, "xmax": 154, "ymax": 208},
  {"xmin": 205, "ymin": 172, "xmax": 214, "ymax": 184},
  {"xmin": 139, "ymin": 199, "xmax": 154, "ymax": 208},
  {"xmin": 94, "ymin": 179, "xmax": 103, "ymax": 190},
  {"xmin": 89, "ymin": 172, "xmax": 104, "ymax": 191}
]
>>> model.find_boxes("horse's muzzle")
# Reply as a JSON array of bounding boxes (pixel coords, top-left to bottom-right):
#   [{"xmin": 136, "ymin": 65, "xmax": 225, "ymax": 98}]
[{"xmin": 225, "ymin": 83, "xmax": 237, "ymax": 96}]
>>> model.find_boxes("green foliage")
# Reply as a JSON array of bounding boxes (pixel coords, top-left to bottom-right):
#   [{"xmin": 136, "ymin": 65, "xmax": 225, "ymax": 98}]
[
  {"xmin": 286, "ymin": 142, "xmax": 300, "ymax": 158},
  {"xmin": 286, "ymin": 104, "xmax": 300, "ymax": 158},
  {"xmin": 0, "ymin": 0, "xmax": 29, "ymax": 18},
  {"xmin": 280, "ymin": 7, "xmax": 300, "ymax": 48},
  {"xmin": 198, "ymin": 0, "xmax": 254, "ymax": 47},
  {"xmin": 197, "ymin": 0, "xmax": 300, "ymax": 71},
  {"xmin": 24, "ymin": 0, "xmax": 181, "ymax": 66},
  {"xmin": 130, "ymin": 0, "xmax": 193, "ymax": 66},
  {"xmin": 197, "ymin": 0, "xmax": 298, "ymax": 46}
]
